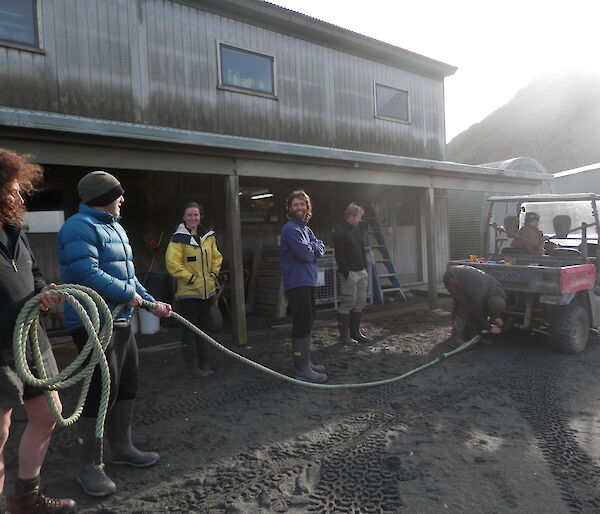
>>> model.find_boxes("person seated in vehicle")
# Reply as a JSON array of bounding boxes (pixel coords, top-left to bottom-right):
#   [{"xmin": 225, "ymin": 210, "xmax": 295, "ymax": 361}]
[
  {"xmin": 443, "ymin": 265, "xmax": 507, "ymax": 342},
  {"xmin": 512, "ymin": 211, "xmax": 545, "ymax": 255}
]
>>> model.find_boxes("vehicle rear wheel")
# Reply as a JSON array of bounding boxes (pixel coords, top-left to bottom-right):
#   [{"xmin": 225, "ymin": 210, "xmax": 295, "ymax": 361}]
[{"xmin": 549, "ymin": 303, "xmax": 590, "ymax": 354}]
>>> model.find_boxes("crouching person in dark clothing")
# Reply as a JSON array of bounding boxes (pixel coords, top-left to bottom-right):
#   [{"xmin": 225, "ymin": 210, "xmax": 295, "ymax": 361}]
[
  {"xmin": 333, "ymin": 203, "xmax": 372, "ymax": 344},
  {"xmin": 57, "ymin": 171, "xmax": 172, "ymax": 497},
  {"xmin": 443, "ymin": 265, "xmax": 507, "ymax": 342}
]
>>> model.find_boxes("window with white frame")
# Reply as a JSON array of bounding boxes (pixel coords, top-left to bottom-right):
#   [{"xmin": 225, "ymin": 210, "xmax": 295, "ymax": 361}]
[
  {"xmin": 375, "ymin": 83, "xmax": 410, "ymax": 123},
  {"xmin": 0, "ymin": 0, "xmax": 38, "ymax": 47},
  {"xmin": 219, "ymin": 43, "xmax": 275, "ymax": 95}
]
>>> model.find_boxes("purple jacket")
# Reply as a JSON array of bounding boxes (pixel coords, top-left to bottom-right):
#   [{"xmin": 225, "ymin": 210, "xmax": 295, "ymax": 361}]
[{"xmin": 279, "ymin": 218, "xmax": 325, "ymax": 291}]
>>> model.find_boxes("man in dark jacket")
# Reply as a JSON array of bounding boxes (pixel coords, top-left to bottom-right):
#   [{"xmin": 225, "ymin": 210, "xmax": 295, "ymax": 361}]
[
  {"xmin": 443, "ymin": 265, "xmax": 507, "ymax": 341},
  {"xmin": 58, "ymin": 171, "xmax": 171, "ymax": 497},
  {"xmin": 280, "ymin": 190, "xmax": 327, "ymax": 383},
  {"xmin": 333, "ymin": 203, "xmax": 372, "ymax": 344},
  {"xmin": 513, "ymin": 211, "xmax": 545, "ymax": 255},
  {"xmin": 0, "ymin": 149, "xmax": 76, "ymax": 513}
]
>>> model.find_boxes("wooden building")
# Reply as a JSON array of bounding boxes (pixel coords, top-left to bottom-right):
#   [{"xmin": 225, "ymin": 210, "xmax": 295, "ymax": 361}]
[{"xmin": 0, "ymin": 0, "xmax": 550, "ymax": 344}]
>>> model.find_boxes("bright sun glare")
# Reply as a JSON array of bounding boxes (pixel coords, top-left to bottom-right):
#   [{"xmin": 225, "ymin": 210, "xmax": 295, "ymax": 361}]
[{"xmin": 270, "ymin": 0, "xmax": 600, "ymax": 141}]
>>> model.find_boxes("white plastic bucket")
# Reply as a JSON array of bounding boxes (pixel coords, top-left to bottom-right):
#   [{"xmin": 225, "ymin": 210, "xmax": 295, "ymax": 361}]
[{"xmin": 138, "ymin": 309, "xmax": 159, "ymax": 335}]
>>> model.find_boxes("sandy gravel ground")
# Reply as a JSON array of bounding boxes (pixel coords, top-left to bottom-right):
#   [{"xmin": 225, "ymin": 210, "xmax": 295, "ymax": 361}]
[{"xmin": 5, "ymin": 301, "xmax": 600, "ymax": 513}]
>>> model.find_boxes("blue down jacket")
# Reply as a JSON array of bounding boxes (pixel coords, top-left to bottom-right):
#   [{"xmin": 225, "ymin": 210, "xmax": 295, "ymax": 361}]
[{"xmin": 57, "ymin": 204, "xmax": 154, "ymax": 332}]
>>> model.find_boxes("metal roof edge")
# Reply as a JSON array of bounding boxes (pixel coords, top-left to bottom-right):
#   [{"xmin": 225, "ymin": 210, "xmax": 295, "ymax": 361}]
[
  {"xmin": 554, "ymin": 162, "xmax": 600, "ymax": 178},
  {"xmin": 0, "ymin": 107, "xmax": 551, "ymax": 183},
  {"xmin": 175, "ymin": 0, "xmax": 457, "ymax": 79},
  {"xmin": 488, "ymin": 193, "xmax": 600, "ymax": 202}
]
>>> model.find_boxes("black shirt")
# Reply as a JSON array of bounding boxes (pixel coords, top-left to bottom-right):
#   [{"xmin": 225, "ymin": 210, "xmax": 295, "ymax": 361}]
[
  {"xmin": 0, "ymin": 224, "xmax": 50, "ymax": 360},
  {"xmin": 333, "ymin": 221, "xmax": 366, "ymax": 277}
]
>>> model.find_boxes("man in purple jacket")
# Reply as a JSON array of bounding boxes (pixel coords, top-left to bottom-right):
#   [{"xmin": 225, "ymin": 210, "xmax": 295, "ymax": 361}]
[{"xmin": 280, "ymin": 190, "xmax": 327, "ymax": 383}]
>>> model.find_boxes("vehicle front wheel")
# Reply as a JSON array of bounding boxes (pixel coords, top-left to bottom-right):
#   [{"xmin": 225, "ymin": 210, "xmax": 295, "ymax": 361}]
[{"xmin": 549, "ymin": 303, "xmax": 590, "ymax": 354}]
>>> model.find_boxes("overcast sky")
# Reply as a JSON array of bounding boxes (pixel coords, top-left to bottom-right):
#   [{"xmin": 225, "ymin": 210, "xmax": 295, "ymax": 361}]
[{"xmin": 270, "ymin": 0, "xmax": 600, "ymax": 142}]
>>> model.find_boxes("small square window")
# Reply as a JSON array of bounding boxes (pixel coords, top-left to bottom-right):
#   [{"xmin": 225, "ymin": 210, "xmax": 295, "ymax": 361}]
[
  {"xmin": 375, "ymin": 83, "xmax": 410, "ymax": 123},
  {"xmin": 0, "ymin": 0, "xmax": 38, "ymax": 47},
  {"xmin": 219, "ymin": 43, "xmax": 275, "ymax": 95}
]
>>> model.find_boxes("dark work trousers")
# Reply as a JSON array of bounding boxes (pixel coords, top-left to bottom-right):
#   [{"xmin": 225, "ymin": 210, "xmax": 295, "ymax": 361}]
[
  {"xmin": 71, "ymin": 325, "xmax": 138, "ymax": 418},
  {"xmin": 286, "ymin": 286, "xmax": 316, "ymax": 338},
  {"xmin": 175, "ymin": 298, "xmax": 212, "ymax": 367}
]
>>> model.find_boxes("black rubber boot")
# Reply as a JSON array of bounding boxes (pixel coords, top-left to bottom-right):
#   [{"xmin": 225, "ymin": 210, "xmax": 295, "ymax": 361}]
[
  {"xmin": 184, "ymin": 361, "xmax": 203, "ymax": 378},
  {"xmin": 77, "ymin": 416, "xmax": 117, "ymax": 497},
  {"xmin": 106, "ymin": 399, "xmax": 159, "ymax": 468},
  {"xmin": 350, "ymin": 311, "xmax": 372, "ymax": 344},
  {"xmin": 292, "ymin": 338, "xmax": 327, "ymax": 383},
  {"xmin": 310, "ymin": 361, "xmax": 326, "ymax": 372},
  {"xmin": 8, "ymin": 476, "xmax": 76, "ymax": 513},
  {"xmin": 338, "ymin": 312, "xmax": 358, "ymax": 344},
  {"xmin": 182, "ymin": 331, "xmax": 202, "ymax": 377},
  {"xmin": 196, "ymin": 339, "xmax": 214, "ymax": 377}
]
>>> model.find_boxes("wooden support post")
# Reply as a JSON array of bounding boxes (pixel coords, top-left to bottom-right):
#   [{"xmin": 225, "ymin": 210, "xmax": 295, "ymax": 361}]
[
  {"xmin": 424, "ymin": 186, "xmax": 438, "ymax": 310},
  {"xmin": 225, "ymin": 174, "xmax": 248, "ymax": 345}
]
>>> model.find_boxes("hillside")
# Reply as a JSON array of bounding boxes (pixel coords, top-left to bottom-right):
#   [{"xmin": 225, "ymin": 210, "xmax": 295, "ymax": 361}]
[{"xmin": 447, "ymin": 71, "xmax": 600, "ymax": 173}]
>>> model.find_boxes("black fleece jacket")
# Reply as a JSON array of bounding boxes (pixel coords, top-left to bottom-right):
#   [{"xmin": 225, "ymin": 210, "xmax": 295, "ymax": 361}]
[
  {"xmin": 333, "ymin": 221, "xmax": 366, "ymax": 278},
  {"xmin": 0, "ymin": 224, "xmax": 49, "ymax": 360}
]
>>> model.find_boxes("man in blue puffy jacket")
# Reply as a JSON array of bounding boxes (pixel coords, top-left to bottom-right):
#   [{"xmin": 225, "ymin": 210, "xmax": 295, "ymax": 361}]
[
  {"xmin": 280, "ymin": 190, "xmax": 327, "ymax": 383},
  {"xmin": 57, "ymin": 171, "xmax": 171, "ymax": 497}
]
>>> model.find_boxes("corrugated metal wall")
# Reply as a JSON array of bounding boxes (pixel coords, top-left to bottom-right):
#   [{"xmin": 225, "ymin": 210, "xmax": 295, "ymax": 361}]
[
  {"xmin": 447, "ymin": 189, "xmax": 487, "ymax": 260},
  {"xmin": 0, "ymin": 0, "xmax": 446, "ymax": 159}
]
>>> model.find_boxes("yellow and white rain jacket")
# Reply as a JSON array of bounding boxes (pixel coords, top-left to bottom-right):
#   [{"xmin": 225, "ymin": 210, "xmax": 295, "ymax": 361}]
[{"xmin": 165, "ymin": 224, "xmax": 223, "ymax": 299}]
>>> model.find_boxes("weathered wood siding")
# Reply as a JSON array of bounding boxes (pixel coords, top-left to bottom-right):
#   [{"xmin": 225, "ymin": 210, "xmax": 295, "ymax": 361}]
[{"xmin": 0, "ymin": 0, "xmax": 446, "ymax": 159}]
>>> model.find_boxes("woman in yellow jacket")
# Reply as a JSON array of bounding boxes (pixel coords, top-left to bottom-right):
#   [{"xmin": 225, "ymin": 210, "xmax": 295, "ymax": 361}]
[{"xmin": 165, "ymin": 202, "xmax": 223, "ymax": 377}]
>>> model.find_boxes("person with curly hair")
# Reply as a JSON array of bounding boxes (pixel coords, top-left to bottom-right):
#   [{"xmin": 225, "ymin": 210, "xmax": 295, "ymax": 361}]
[
  {"xmin": 0, "ymin": 149, "xmax": 76, "ymax": 513},
  {"xmin": 279, "ymin": 190, "xmax": 327, "ymax": 383}
]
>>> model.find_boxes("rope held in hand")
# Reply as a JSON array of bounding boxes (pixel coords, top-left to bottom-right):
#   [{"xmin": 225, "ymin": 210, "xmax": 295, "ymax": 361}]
[
  {"xmin": 14, "ymin": 284, "xmax": 481, "ymax": 467},
  {"xmin": 13, "ymin": 285, "xmax": 114, "ymax": 469}
]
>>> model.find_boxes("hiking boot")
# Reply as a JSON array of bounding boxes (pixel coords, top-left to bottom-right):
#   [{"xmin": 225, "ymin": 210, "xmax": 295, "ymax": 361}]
[
  {"xmin": 106, "ymin": 399, "xmax": 159, "ymax": 468},
  {"xmin": 292, "ymin": 338, "xmax": 327, "ymax": 383},
  {"xmin": 349, "ymin": 311, "xmax": 372, "ymax": 344},
  {"xmin": 8, "ymin": 487, "xmax": 76, "ymax": 514},
  {"xmin": 337, "ymin": 313, "xmax": 358, "ymax": 345}
]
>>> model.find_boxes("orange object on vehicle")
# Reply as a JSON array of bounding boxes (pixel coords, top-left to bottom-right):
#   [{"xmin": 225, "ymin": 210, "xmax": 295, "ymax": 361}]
[{"xmin": 559, "ymin": 264, "xmax": 596, "ymax": 294}]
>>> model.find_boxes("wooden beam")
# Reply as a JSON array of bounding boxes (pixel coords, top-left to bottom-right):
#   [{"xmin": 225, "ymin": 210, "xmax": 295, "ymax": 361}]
[
  {"xmin": 225, "ymin": 174, "xmax": 248, "ymax": 345},
  {"xmin": 424, "ymin": 186, "xmax": 438, "ymax": 309}
]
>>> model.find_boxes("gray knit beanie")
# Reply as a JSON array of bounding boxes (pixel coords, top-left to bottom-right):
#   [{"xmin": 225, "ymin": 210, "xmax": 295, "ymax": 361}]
[{"xmin": 78, "ymin": 170, "xmax": 124, "ymax": 206}]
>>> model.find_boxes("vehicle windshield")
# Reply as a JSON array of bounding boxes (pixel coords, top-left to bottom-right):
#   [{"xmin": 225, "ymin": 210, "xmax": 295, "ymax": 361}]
[
  {"xmin": 520, "ymin": 201, "xmax": 598, "ymax": 240},
  {"xmin": 487, "ymin": 199, "xmax": 599, "ymax": 254}
]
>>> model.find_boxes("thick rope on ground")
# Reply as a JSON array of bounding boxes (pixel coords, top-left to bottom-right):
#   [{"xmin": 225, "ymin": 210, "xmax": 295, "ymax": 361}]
[
  {"xmin": 141, "ymin": 300, "xmax": 481, "ymax": 390},
  {"xmin": 13, "ymin": 285, "xmax": 480, "ymax": 470},
  {"xmin": 13, "ymin": 284, "xmax": 115, "ymax": 468}
]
